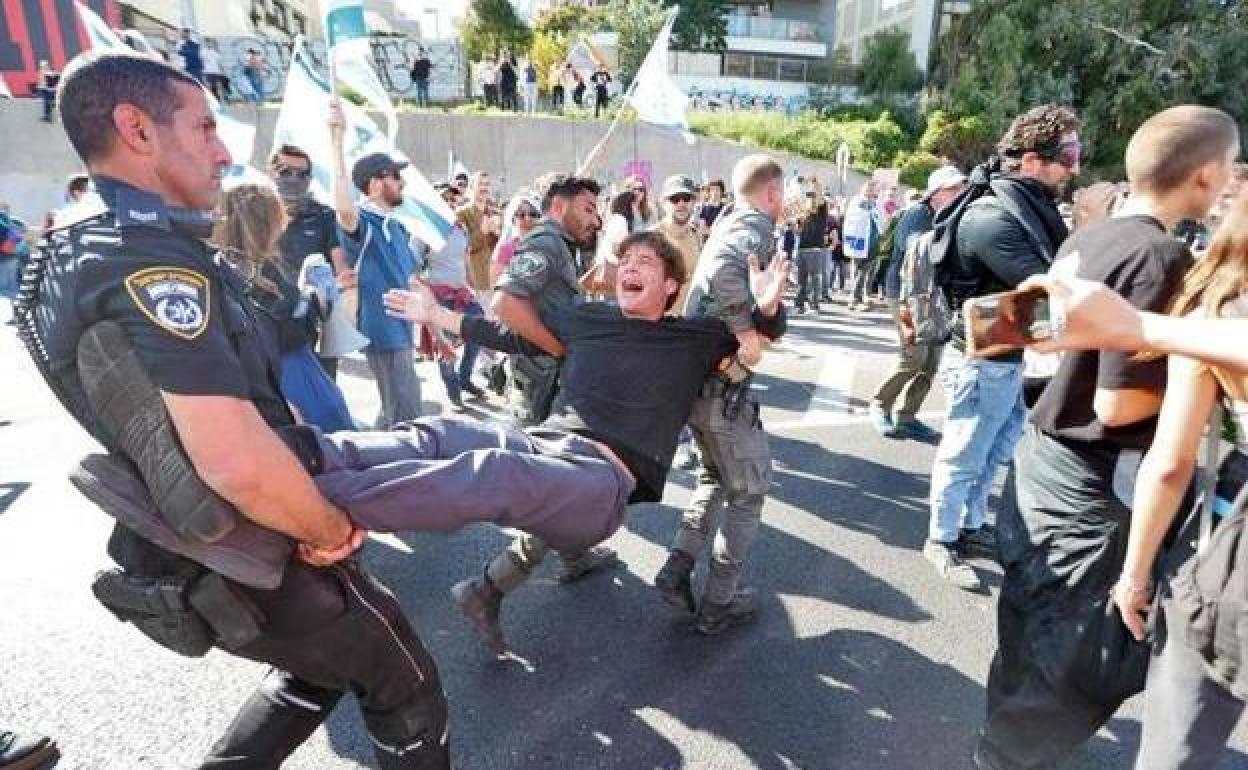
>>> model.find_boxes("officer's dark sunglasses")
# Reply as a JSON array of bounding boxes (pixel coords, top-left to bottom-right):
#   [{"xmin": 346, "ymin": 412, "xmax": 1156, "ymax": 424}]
[
  {"xmin": 667, "ymin": 194, "xmax": 694, "ymax": 204},
  {"xmin": 375, "ymin": 170, "xmax": 403, "ymax": 182},
  {"xmin": 275, "ymin": 166, "xmax": 311, "ymax": 179}
]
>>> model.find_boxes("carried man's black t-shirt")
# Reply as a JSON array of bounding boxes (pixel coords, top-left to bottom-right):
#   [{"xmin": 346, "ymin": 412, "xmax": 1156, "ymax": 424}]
[
  {"xmin": 1030, "ymin": 215, "xmax": 1192, "ymax": 449},
  {"xmin": 462, "ymin": 302, "xmax": 784, "ymax": 501}
]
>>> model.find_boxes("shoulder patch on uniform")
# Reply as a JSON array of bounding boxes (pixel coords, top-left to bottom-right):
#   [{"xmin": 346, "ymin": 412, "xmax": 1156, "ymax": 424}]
[
  {"xmin": 510, "ymin": 250, "xmax": 547, "ymax": 279},
  {"xmin": 124, "ymin": 267, "xmax": 211, "ymax": 340}
]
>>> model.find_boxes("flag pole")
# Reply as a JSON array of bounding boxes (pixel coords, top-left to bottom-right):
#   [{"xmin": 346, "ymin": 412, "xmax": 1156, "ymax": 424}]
[{"xmin": 576, "ymin": 70, "xmax": 640, "ymax": 177}]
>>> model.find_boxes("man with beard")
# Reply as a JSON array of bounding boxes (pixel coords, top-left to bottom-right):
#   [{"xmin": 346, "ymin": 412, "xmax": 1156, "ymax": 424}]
[
  {"xmin": 330, "ymin": 99, "xmax": 426, "ymax": 427},
  {"xmin": 456, "ymin": 172, "xmax": 620, "ymax": 614},
  {"xmin": 270, "ymin": 144, "xmax": 350, "ymax": 377},
  {"xmin": 656, "ymin": 174, "xmax": 704, "ymax": 313},
  {"xmin": 923, "ymin": 105, "xmax": 1079, "ymax": 593}
]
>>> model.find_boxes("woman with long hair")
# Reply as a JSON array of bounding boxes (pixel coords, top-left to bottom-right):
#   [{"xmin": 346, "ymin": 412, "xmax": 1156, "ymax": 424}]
[
  {"xmin": 491, "ymin": 191, "xmax": 543, "ymax": 283},
  {"xmin": 1114, "ymin": 194, "xmax": 1248, "ymax": 769},
  {"xmin": 213, "ymin": 183, "xmax": 355, "ymax": 432},
  {"xmin": 628, "ymin": 176, "xmax": 654, "ymax": 228},
  {"xmin": 595, "ymin": 190, "xmax": 635, "ymax": 268}
]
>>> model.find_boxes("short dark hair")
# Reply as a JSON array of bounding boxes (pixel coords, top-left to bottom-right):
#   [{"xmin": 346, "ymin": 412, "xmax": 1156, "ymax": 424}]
[
  {"xmin": 616, "ymin": 230, "xmax": 687, "ymax": 309},
  {"xmin": 997, "ymin": 104, "xmax": 1081, "ymax": 171},
  {"xmin": 270, "ymin": 144, "xmax": 311, "ymax": 167},
  {"xmin": 66, "ymin": 173, "xmax": 91, "ymax": 196},
  {"xmin": 707, "ymin": 179, "xmax": 725, "ymax": 194},
  {"xmin": 59, "ymin": 50, "xmax": 200, "ymax": 164},
  {"xmin": 539, "ymin": 174, "xmax": 601, "ymax": 213}
]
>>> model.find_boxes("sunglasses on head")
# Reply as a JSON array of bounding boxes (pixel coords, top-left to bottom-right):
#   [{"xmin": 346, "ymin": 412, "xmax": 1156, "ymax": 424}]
[
  {"xmin": 668, "ymin": 194, "xmax": 694, "ymax": 204},
  {"xmin": 276, "ymin": 167, "xmax": 311, "ymax": 179}
]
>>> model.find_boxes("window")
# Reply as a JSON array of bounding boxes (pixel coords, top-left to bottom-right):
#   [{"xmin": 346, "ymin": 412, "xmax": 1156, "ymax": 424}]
[
  {"xmin": 753, "ymin": 55, "xmax": 777, "ymax": 80},
  {"xmin": 723, "ymin": 52, "xmax": 752, "ymax": 77},
  {"xmin": 777, "ymin": 58, "xmax": 806, "ymax": 81}
]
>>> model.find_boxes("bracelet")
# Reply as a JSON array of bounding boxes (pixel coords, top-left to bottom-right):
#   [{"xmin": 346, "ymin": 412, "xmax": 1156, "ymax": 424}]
[{"xmin": 1113, "ymin": 576, "xmax": 1153, "ymax": 597}]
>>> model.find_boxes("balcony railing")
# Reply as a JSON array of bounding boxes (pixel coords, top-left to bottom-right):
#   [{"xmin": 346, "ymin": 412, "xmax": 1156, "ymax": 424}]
[{"xmin": 724, "ymin": 15, "xmax": 822, "ymax": 43}]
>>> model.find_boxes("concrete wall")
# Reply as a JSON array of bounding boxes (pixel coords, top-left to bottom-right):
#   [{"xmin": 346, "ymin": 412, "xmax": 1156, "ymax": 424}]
[{"xmin": 0, "ymin": 98, "xmax": 865, "ymax": 224}]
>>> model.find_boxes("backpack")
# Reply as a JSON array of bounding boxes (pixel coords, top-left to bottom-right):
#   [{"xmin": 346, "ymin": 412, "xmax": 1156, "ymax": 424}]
[{"xmin": 899, "ymin": 229, "xmax": 951, "ymax": 345}]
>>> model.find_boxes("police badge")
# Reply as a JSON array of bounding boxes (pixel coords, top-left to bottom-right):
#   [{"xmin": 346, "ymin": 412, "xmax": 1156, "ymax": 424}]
[{"xmin": 124, "ymin": 267, "xmax": 210, "ymax": 340}]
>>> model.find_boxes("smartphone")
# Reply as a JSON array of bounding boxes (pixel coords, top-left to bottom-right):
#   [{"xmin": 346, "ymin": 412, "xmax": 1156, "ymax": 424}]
[{"xmin": 963, "ymin": 286, "xmax": 1054, "ymax": 358}]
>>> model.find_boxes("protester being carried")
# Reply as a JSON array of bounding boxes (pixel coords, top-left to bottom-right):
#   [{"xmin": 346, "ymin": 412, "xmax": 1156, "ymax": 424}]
[{"xmin": 384, "ymin": 230, "xmax": 788, "ymax": 653}]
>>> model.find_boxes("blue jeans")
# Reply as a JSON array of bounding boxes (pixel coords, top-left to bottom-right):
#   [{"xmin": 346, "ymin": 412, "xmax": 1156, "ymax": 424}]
[
  {"xmin": 245, "ymin": 73, "xmax": 265, "ymax": 104},
  {"xmin": 435, "ymin": 300, "xmax": 482, "ymax": 402},
  {"xmin": 928, "ymin": 354, "xmax": 1026, "ymax": 543},
  {"xmin": 413, "ymin": 79, "xmax": 430, "ymax": 107},
  {"xmin": 0, "ymin": 257, "xmax": 18, "ymax": 299}
]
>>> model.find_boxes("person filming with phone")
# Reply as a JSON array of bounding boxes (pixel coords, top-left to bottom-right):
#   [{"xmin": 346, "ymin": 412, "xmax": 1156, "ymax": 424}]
[{"xmin": 972, "ymin": 106, "xmax": 1240, "ymax": 770}]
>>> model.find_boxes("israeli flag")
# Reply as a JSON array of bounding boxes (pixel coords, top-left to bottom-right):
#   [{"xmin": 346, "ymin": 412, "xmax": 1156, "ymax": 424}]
[
  {"xmin": 275, "ymin": 39, "xmax": 454, "ymax": 250},
  {"xmin": 324, "ymin": 0, "xmax": 397, "ymax": 141},
  {"xmin": 628, "ymin": 7, "xmax": 693, "ymax": 143}
]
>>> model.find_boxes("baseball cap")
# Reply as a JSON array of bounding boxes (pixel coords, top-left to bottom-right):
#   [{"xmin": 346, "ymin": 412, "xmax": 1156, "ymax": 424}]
[
  {"xmin": 351, "ymin": 153, "xmax": 408, "ymax": 193},
  {"xmin": 661, "ymin": 174, "xmax": 698, "ymax": 200},
  {"xmin": 925, "ymin": 166, "xmax": 967, "ymax": 196}
]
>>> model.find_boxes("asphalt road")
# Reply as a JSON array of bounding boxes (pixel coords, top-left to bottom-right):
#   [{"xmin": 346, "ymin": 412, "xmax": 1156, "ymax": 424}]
[{"xmin": 2, "ymin": 295, "xmax": 1247, "ymax": 770}]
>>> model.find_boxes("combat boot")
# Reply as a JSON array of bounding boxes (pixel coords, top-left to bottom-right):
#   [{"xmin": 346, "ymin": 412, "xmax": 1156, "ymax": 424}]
[
  {"xmin": 555, "ymin": 544, "xmax": 620, "ymax": 583},
  {"xmin": 695, "ymin": 587, "xmax": 757, "ymax": 635},
  {"xmin": 451, "ymin": 575, "xmax": 507, "ymax": 656},
  {"xmin": 654, "ymin": 550, "xmax": 696, "ymax": 614}
]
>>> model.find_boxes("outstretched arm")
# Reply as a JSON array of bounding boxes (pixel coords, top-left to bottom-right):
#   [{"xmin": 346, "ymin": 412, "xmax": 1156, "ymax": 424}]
[{"xmin": 384, "ymin": 283, "xmax": 549, "ymax": 356}]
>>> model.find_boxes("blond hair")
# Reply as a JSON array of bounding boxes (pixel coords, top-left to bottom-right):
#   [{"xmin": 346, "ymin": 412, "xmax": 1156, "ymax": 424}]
[
  {"xmin": 1126, "ymin": 106, "xmax": 1239, "ymax": 195},
  {"xmin": 732, "ymin": 154, "xmax": 783, "ymax": 199},
  {"xmin": 212, "ymin": 184, "xmax": 288, "ymax": 296}
]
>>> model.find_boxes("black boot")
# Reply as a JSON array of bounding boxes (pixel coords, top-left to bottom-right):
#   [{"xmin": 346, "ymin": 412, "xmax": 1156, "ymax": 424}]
[
  {"xmin": 451, "ymin": 572, "xmax": 507, "ymax": 656},
  {"xmin": 695, "ymin": 587, "xmax": 757, "ymax": 635},
  {"xmin": 654, "ymin": 550, "xmax": 696, "ymax": 614},
  {"xmin": 199, "ymin": 671, "xmax": 341, "ymax": 769},
  {"xmin": 0, "ymin": 728, "xmax": 58, "ymax": 770}
]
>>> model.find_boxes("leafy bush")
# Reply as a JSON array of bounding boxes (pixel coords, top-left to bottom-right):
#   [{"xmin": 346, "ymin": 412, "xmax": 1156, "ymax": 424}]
[
  {"xmin": 895, "ymin": 150, "xmax": 943, "ymax": 189},
  {"xmin": 687, "ymin": 110, "xmax": 911, "ymax": 172}
]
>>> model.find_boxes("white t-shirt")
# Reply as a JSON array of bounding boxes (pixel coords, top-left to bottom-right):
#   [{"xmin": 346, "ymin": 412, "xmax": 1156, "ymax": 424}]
[
  {"xmin": 201, "ymin": 48, "xmax": 222, "ymax": 76},
  {"xmin": 595, "ymin": 213, "xmax": 630, "ymax": 265}
]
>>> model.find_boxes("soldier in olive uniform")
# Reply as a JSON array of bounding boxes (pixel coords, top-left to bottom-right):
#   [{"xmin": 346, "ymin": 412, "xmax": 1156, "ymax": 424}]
[{"xmin": 655, "ymin": 154, "xmax": 789, "ymax": 635}]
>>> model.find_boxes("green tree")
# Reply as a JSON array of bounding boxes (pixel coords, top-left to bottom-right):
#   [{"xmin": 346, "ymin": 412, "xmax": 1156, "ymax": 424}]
[
  {"xmin": 930, "ymin": 0, "xmax": 1248, "ymax": 177},
  {"xmin": 918, "ymin": 109, "xmax": 995, "ymax": 170},
  {"xmin": 896, "ymin": 150, "xmax": 944, "ymax": 189},
  {"xmin": 534, "ymin": 4, "xmax": 606, "ymax": 38},
  {"xmin": 666, "ymin": 0, "xmax": 727, "ymax": 52},
  {"xmin": 459, "ymin": 0, "xmax": 533, "ymax": 62},
  {"xmin": 530, "ymin": 31, "xmax": 568, "ymax": 90},
  {"xmin": 860, "ymin": 28, "xmax": 923, "ymax": 102},
  {"xmin": 605, "ymin": 0, "xmax": 667, "ymax": 84}
]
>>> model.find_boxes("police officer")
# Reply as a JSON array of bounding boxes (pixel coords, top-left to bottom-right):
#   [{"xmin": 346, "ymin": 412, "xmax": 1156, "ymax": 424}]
[
  {"xmin": 453, "ymin": 174, "xmax": 615, "ymax": 628},
  {"xmin": 654, "ymin": 154, "xmax": 787, "ymax": 635},
  {"xmin": 17, "ymin": 51, "xmax": 449, "ymax": 768}
]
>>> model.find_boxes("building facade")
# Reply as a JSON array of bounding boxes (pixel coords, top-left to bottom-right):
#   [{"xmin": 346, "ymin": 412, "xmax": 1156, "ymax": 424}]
[{"xmin": 832, "ymin": 0, "xmax": 969, "ymax": 73}]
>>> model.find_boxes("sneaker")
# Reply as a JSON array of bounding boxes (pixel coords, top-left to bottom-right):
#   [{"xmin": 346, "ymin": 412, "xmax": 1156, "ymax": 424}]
[
  {"xmin": 556, "ymin": 545, "xmax": 620, "ymax": 583},
  {"xmin": 695, "ymin": 588, "xmax": 757, "ymax": 635},
  {"xmin": 923, "ymin": 540, "xmax": 982, "ymax": 591},
  {"xmin": 654, "ymin": 552, "xmax": 696, "ymax": 614},
  {"xmin": 77, "ymin": 321, "xmax": 235, "ymax": 542},
  {"xmin": 674, "ymin": 443, "xmax": 699, "ymax": 470},
  {"xmin": 0, "ymin": 729, "xmax": 59, "ymax": 770},
  {"xmin": 869, "ymin": 406, "xmax": 898, "ymax": 437},
  {"xmin": 893, "ymin": 418, "xmax": 939, "ymax": 442},
  {"xmin": 450, "ymin": 577, "xmax": 507, "ymax": 656},
  {"xmin": 461, "ymin": 381, "xmax": 486, "ymax": 400},
  {"xmin": 958, "ymin": 525, "xmax": 998, "ymax": 559}
]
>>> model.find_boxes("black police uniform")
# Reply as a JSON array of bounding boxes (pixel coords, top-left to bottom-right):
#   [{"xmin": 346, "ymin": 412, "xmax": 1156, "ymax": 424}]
[{"xmin": 17, "ymin": 177, "xmax": 450, "ymax": 769}]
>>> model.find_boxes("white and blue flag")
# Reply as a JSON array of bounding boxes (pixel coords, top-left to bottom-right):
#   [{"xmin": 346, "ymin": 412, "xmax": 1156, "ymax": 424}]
[
  {"xmin": 324, "ymin": 0, "xmax": 397, "ymax": 141},
  {"xmin": 274, "ymin": 38, "xmax": 455, "ymax": 250},
  {"xmin": 627, "ymin": 7, "xmax": 693, "ymax": 143}
]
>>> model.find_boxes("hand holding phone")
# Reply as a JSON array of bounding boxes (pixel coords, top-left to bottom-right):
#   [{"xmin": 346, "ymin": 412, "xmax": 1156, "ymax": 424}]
[{"xmin": 964, "ymin": 286, "xmax": 1058, "ymax": 358}]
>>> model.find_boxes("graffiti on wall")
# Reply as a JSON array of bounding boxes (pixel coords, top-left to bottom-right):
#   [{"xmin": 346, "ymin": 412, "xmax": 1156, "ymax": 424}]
[
  {"xmin": 0, "ymin": 0, "xmax": 119, "ymax": 95},
  {"xmin": 213, "ymin": 36, "xmax": 466, "ymax": 102}
]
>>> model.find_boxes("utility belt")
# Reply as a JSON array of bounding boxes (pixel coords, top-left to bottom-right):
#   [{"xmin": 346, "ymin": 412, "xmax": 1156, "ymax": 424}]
[
  {"xmin": 90, "ymin": 567, "xmax": 263, "ymax": 657},
  {"xmin": 701, "ymin": 371, "xmax": 759, "ymax": 425}
]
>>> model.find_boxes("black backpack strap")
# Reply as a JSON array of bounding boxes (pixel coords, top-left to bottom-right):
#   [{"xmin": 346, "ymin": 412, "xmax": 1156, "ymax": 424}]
[{"xmin": 988, "ymin": 179, "xmax": 1056, "ymax": 266}]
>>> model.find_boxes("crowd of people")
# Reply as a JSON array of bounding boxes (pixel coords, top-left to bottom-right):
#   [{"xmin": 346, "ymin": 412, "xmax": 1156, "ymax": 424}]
[
  {"xmin": 6, "ymin": 41, "xmax": 1248, "ymax": 770},
  {"xmin": 475, "ymin": 53, "xmax": 614, "ymax": 117}
]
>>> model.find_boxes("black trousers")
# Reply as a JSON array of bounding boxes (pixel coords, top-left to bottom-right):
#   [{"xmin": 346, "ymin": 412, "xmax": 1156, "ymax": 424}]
[
  {"xmin": 977, "ymin": 428, "xmax": 1148, "ymax": 769},
  {"xmin": 795, "ymin": 248, "xmax": 824, "ymax": 311},
  {"xmin": 195, "ymin": 558, "xmax": 450, "ymax": 769}
]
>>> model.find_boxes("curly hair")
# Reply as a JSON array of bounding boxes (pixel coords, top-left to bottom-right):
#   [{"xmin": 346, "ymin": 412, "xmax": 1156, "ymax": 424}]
[{"xmin": 997, "ymin": 104, "xmax": 1081, "ymax": 171}]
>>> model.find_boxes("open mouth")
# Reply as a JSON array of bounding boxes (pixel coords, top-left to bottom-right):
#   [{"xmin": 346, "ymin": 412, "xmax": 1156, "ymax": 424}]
[{"xmin": 620, "ymin": 278, "xmax": 644, "ymax": 296}]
